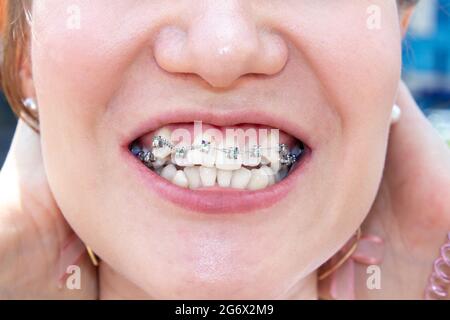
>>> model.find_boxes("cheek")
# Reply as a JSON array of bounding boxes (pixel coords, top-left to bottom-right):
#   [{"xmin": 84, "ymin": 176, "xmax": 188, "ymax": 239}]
[
  {"xmin": 30, "ymin": 2, "xmax": 150, "ymax": 203},
  {"xmin": 282, "ymin": 2, "xmax": 402, "ymax": 251}
]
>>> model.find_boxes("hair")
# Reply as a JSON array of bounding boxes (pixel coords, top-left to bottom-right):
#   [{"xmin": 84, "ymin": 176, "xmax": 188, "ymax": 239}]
[{"xmin": 0, "ymin": 0, "xmax": 419, "ymax": 131}]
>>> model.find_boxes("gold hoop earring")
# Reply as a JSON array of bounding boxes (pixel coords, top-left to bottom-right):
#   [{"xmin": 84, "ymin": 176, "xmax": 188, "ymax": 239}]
[
  {"xmin": 318, "ymin": 227, "xmax": 362, "ymax": 281},
  {"xmin": 86, "ymin": 246, "xmax": 99, "ymax": 267}
]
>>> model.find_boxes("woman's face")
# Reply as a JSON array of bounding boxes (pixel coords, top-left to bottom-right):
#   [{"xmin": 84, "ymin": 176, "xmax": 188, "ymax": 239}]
[{"xmin": 30, "ymin": 0, "xmax": 402, "ymax": 298}]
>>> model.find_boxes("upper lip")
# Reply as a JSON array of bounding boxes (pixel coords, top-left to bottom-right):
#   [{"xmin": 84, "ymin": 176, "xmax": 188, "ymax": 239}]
[{"xmin": 121, "ymin": 107, "xmax": 314, "ymax": 150}]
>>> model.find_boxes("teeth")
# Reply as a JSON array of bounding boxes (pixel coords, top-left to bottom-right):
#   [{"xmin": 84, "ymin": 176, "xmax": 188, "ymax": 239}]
[
  {"xmin": 184, "ymin": 167, "xmax": 202, "ymax": 189},
  {"xmin": 199, "ymin": 166, "xmax": 217, "ymax": 187},
  {"xmin": 270, "ymin": 160, "xmax": 281, "ymax": 174},
  {"xmin": 260, "ymin": 131, "xmax": 280, "ymax": 166},
  {"xmin": 217, "ymin": 169, "xmax": 233, "ymax": 188},
  {"xmin": 247, "ymin": 168, "xmax": 269, "ymax": 190},
  {"xmin": 152, "ymin": 128, "xmax": 173, "ymax": 159},
  {"xmin": 153, "ymin": 156, "xmax": 169, "ymax": 169},
  {"xmin": 133, "ymin": 126, "xmax": 305, "ymax": 190},
  {"xmin": 187, "ymin": 134, "xmax": 216, "ymax": 167},
  {"xmin": 172, "ymin": 170, "xmax": 189, "ymax": 188},
  {"xmin": 231, "ymin": 167, "xmax": 252, "ymax": 189},
  {"xmin": 160, "ymin": 164, "xmax": 177, "ymax": 181},
  {"xmin": 171, "ymin": 142, "xmax": 194, "ymax": 167},
  {"xmin": 215, "ymin": 137, "xmax": 242, "ymax": 171},
  {"xmin": 260, "ymin": 165, "xmax": 276, "ymax": 186},
  {"xmin": 242, "ymin": 143, "xmax": 261, "ymax": 167}
]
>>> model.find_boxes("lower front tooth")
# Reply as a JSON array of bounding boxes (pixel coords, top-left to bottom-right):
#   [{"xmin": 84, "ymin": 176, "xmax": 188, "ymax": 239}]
[
  {"xmin": 172, "ymin": 170, "xmax": 189, "ymax": 188},
  {"xmin": 184, "ymin": 167, "xmax": 202, "ymax": 189},
  {"xmin": 199, "ymin": 166, "xmax": 217, "ymax": 187},
  {"xmin": 247, "ymin": 169, "xmax": 269, "ymax": 190},
  {"xmin": 160, "ymin": 164, "xmax": 177, "ymax": 181},
  {"xmin": 217, "ymin": 169, "xmax": 232, "ymax": 188},
  {"xmin": 231, "ymin": 167, "xmax": 251, "ymax": 189}
]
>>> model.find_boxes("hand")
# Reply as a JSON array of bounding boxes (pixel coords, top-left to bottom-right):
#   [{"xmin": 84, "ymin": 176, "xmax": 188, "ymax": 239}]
[
  {"xmin": 354, "ymin": 81, "xmax": 450, "ymax": 299},
  {"xmin": 0, "ymin": 120, "xmax": 98, "ymax": 299}
]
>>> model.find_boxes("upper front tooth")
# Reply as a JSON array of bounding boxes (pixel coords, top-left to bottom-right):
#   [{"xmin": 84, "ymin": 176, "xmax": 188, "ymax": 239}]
[
  {"xmin": 231, "ymin": 167, "xmax": 251, "ymax": 189},
  {"xmin": 247, "ymin": 168, "xmax": 269, "ymax": 190},
  {"xmin": 199, "ymin": 166, "xmax": 217, "ymax": 187},
  {"xmin": 215, "ymin": 138, "xmax": 242, "ymax": 171},
  {"xmin": 172, "ymin": 170, "xmax": 189, "ymax": 188},
  {"xmin": 184, "ymin": 166, "xmax": 202, "ymax": 189},
  {"xmin": 152, "ymin": 128, "xmax": 173, "ymax": 159},
  {"xmin": 187, "ymin": 134, "xmax": 216, "ymax": 167}
]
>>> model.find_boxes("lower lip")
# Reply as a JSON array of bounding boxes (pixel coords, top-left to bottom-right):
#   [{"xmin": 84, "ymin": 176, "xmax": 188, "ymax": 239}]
[{"xmin": 122, "ymin": 148, "xmax": 312, "ymax": 214}]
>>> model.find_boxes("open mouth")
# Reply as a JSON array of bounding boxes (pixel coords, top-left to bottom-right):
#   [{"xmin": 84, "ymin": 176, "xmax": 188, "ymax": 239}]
[{"xmin": 128, "ymin": 122, "xmax": 307, "ymax": 191}]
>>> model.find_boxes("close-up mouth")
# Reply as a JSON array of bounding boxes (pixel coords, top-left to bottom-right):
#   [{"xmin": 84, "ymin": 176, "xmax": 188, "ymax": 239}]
[{"xmin": 123, "ymin": 112, "xmax": 313, "ymax": 214}]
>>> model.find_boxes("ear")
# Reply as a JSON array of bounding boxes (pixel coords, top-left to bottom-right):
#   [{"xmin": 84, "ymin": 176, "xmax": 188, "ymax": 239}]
[
  {"xmin": 18, "ymin": 44, "xmax": 36, "ymax": 99},
  {"xmin": 400, "ymin": 5, "xmax": 416, "ymax": 38}
]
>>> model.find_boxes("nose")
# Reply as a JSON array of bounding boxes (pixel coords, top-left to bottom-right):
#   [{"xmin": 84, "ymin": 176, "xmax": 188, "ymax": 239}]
[{"xmin": 153, "ymin": 1, "xmax": 288, "ymax": 88}]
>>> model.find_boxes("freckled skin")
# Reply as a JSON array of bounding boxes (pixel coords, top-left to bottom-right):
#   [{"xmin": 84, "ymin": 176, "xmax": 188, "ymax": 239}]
[{"xmin": 30, "ymin": 1, "xmax": 402, "ymax": 299}]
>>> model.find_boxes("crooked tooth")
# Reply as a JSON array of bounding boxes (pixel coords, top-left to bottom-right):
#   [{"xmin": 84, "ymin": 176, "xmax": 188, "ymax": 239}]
[
  {"xmin": 247, "ymin": 168, "xmax": 269, "ymax": 190},
  {"xmin": 152, "ymin": 128, "xmax": 173, "ymax": 159},
  {"xmin": 215, "ymin": 138, "xmax": 242, "ymax": 171},
  {"xmin": 184, "ymin": 167, "xmax": 202, "ymax": 189},
  {"xmin": 217, "ymin": 169, "xmax": 233, "ymax": 188},
  {"xmin": 231, "ymin": 167, "xmax": 251, "ymax": 189},
  {"xmin": 172, "ymin": 170, "xmax": 189, "ymax": 188},
  {"xmin": 160, "ymin": 164, "xmax": 177, "ymax": 181},
  {"xmin": 260, "ymin": 165, "xmax": 276, "ymax": 186},
  {"xmin": 199, "ymin": 166, "xmax": 217, "ymax": 187}
]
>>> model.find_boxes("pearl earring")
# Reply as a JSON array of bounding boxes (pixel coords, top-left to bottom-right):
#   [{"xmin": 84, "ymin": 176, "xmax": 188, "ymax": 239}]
[
  {"xmin": 22, "ymin": 97, "xmax": 38, "ymax": 113},
  {"xmin": 391, "ymin": 104, "xmax": 401, "ymax": 124}
]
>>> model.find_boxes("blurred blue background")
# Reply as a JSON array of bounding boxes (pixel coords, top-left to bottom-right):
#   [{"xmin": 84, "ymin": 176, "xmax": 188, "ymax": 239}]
[
  {"xmin": 1, "ymin": 0, "xmax": 450, "ymax": 166},
  {"xmin": 403, "ymin": 0, "xmax": 450, "ymax": 146}
]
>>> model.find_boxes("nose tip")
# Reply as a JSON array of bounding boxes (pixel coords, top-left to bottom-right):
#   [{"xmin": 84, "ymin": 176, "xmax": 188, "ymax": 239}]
[
  {"xmin": 153, "ymin": 12, "xmax": 288, "ymax": 88},
  {"xmin": 189, "ymin": 34, "xmax": 262, "ymax": 88}
]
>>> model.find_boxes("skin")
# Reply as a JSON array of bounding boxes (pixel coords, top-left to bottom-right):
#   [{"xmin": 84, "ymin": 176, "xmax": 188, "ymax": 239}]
[{"xmin": 0, "ymin": 1, "xmax": 449, "ymax": 299}]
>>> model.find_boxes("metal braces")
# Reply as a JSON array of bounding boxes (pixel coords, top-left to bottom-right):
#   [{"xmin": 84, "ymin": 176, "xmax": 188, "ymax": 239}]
[{"xmin": 132, "ymin": 136, "xmax": 303, "ymax": 168}]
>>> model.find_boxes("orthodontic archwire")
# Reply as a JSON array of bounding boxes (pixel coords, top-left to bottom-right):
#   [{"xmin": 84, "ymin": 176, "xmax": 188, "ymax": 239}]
[{"xmin": 131, "ymin": 136, "xmax": 304, "ymax": 167}]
